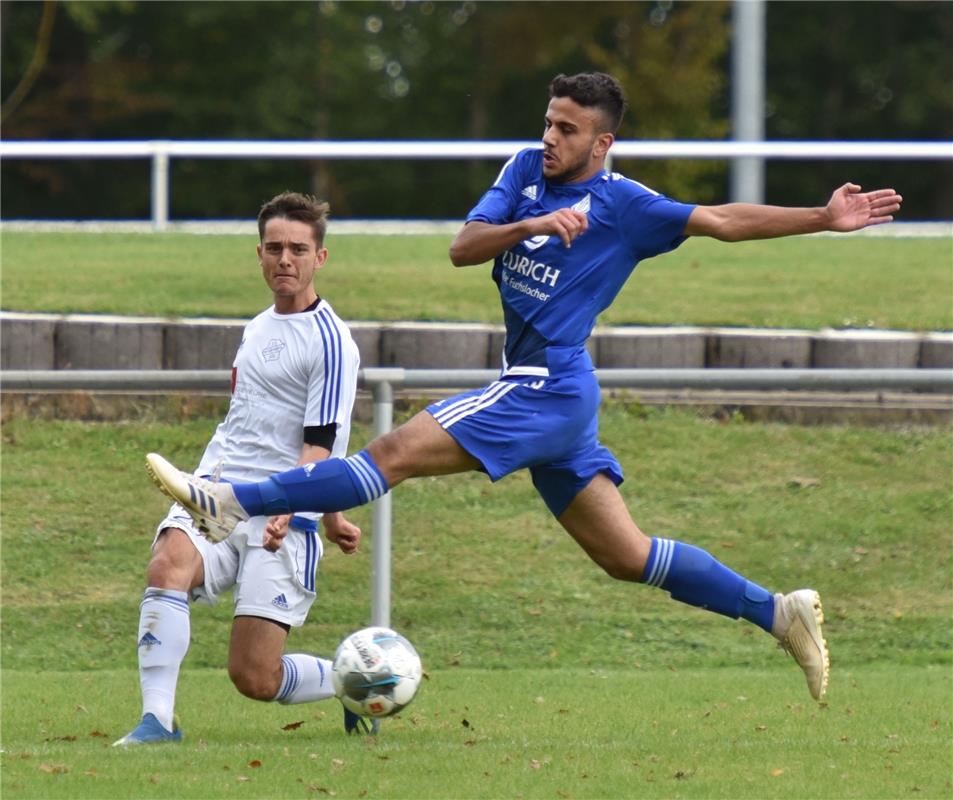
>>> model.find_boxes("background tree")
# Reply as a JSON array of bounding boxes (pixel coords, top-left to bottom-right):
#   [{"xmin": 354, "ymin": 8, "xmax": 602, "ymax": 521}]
[{"xmin": 1, "ymin": 0, "xmax": 949, "ymax": 220}]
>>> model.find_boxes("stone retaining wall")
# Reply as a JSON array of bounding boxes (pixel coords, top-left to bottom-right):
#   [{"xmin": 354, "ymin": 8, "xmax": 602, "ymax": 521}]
[{"xmin": 2, "ymin": 311, "xmax": 951, "ymax": 371}]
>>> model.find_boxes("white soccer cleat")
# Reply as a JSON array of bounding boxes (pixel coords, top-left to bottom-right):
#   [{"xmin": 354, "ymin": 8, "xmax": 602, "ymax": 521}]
[
  {"xmin": 145, "ymin": 452, "xmax": 248, "ymax": 543},
  {"xmin": 772, "ymin": 589, "xmax": 830, "ymax": 701}
]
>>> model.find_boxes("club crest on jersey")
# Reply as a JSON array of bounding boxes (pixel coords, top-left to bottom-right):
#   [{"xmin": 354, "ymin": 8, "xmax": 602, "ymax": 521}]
[
  {"xmin": 261, "ymin": 339, "xmax": 286, "ymax": 362},
  {"xmin": 520, "ymin": 192, "xmax": 590, "ymax": 252}
]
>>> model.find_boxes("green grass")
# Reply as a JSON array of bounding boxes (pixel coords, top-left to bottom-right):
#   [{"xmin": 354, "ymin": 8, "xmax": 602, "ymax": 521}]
[
  {"xmin": 1, "ymin": 232, "xmax": 951, "ymax": 329},
  {"xmin": 2, "ymin": 667, "xmax": 950, "ymax": 800},
  {"xmin": 1, "ymin": 405, "xmax": 951, "ymax": 798}
]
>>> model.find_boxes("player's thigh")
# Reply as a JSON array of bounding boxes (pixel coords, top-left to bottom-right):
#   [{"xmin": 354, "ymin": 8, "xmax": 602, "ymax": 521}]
[
  {"xmin": 150, "ymin": 504, "xmax": 241, "ymax": 602},
  {"xmin": 368, "ymin": 410, "xmax": 481, "ymax": 484},
  {"xmin": 557, "ymin": 473, "xmax": 652, "ymax": 581}
]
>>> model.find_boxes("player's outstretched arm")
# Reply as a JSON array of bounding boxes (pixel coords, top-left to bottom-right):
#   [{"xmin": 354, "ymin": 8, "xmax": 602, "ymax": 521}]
[{"xmin": 684, "ymin": 183, "xmax": 902, "ymax": 242}]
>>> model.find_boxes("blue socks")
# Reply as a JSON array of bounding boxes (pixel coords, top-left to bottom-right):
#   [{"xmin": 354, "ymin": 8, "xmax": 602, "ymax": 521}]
[
  {"xmin": 643, "ymin": 538, "xmax": 775, "ymax": 632},
  {"xmin": 231, "ymin": 451, "xmax": 388, "ymax": 517}
]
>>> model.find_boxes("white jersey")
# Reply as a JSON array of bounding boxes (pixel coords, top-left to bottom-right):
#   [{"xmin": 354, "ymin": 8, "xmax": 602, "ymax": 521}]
[{"xmin": 196, "ymin": 299, "xmax": 359, "ymax": 494}]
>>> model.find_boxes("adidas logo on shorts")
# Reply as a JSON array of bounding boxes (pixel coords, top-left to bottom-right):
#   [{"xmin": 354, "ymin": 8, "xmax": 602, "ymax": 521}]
[{"xmin": 271, "ymin": 594, "xmax": 289, "ymax": 610}]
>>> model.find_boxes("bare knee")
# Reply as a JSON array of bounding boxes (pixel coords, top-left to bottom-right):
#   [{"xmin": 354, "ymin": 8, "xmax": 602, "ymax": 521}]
[
  {"xmin": 597, "ymin": 555, "xmax": 646, "ymax": 583},
  {"xmin": 229, "ymin": 662, "xmax": 281, "ymax": 701},
  {"xmin": 147, "ymin": 529, "xmax": 203, "ymax": 590}
]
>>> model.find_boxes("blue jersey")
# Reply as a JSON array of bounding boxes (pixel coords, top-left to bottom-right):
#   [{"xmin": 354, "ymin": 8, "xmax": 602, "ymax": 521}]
[{"xmin": 467, "ymin": 147, "xmax": 695, "ymax": 377}]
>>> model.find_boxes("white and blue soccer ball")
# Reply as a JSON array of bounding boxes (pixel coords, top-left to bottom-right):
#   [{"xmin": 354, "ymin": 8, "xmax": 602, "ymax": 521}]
[{"xmin": 332, "ymin": 627, "xmax": 423, "ymax": 718}]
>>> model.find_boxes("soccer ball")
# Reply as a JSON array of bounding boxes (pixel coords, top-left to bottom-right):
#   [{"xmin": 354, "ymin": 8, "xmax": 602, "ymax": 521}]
[{"xmin": 332, "ymin": 627, "xmax": 423, "ymax": 718}]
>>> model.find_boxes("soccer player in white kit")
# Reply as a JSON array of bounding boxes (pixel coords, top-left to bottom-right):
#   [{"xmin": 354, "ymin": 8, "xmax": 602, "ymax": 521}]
[
  {"xmin": 114, "ymin": 192, "xmax": 367, "ymax": 745},
  {"xmin": 145, "ymin": 74, "xmax": 904, "ymax": 704}
]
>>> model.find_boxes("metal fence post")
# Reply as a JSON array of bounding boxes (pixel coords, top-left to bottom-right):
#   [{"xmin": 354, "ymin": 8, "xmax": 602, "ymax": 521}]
[
  {"xmin": 151, "ymin": 142, "xmax": 170, "ymax": 231},
  {"xmin": 370, "ymin": 378, "xmax": 394, "ymax": 628}
]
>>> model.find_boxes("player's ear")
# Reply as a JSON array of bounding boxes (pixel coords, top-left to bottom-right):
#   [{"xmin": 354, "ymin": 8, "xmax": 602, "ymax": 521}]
[
  {"xmin": 314, "ymin": 246, "xmax": 329, "ymax": 269},
  {"xmin": 594, "ymin": 132, "xmax": 614, "ymax": 160}
]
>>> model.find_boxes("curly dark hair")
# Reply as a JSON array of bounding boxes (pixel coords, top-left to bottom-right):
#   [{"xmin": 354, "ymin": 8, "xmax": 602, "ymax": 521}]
[
  {"xmin": 257, "ymin": 191, "xmax": 330, "ymax": 245},
  {"xmin": 548, "ymin": 72, "xmax": 627, "ymax": 134}
]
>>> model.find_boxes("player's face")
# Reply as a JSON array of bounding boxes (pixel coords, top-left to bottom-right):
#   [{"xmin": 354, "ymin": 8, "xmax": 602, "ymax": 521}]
[
  {"xmin": 258, "ymin": 217, "xmax": 328, "ymax": 312},
  {"xmin": 541, "ymin": 96, "xmax": 614, "ymax": 184}
]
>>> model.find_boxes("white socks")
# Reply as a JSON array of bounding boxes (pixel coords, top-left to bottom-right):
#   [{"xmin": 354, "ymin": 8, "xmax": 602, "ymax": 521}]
[
  {"xmin": 274, "ymin": 654, "xmax": 336, "ymax": 704},
  {"xmin": 137, "ymin": 588, "xmax": 191, "ymax": 732},
  {"xmin": 136, "ymin": 588, "xmax": 335, "ymax": 725}
]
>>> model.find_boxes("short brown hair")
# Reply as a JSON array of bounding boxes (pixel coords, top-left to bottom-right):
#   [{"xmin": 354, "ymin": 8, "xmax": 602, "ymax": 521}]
[
  {"xmin": 549, "ymin": 72, "xmax": 627, "ymax": 134},
  {"xmin": 257, "ymin": 191, "xmax": 330, "ymax": 245}
]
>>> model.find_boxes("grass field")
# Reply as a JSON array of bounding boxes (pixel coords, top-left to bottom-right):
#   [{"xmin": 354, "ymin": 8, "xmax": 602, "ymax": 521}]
[
  {"xmin": 2, "ymin": 404, "xmax": 951, "ymax": 799},
  {"xmin": 2, "ymin": 232, "xmax": 951, "ymax": 330}
]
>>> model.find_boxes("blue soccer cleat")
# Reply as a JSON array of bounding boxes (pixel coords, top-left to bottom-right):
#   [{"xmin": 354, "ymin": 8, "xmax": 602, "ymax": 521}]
[
  {"xmin": 112, "ymin": 713, "xmax": 183, "ymax": 746},
  {"xmin": 343, "ymin": 707, "xmax": 380, "ymax": 736}
]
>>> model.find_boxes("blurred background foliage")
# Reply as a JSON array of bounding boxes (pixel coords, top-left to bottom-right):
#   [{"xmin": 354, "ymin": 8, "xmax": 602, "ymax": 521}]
[{"xmin": 1, "ymin": 0, "xmax": 951, "ymax": 220}]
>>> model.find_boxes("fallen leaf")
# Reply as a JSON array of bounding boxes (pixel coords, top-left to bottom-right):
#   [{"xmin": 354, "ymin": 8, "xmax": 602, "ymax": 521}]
[
  {"xmin": 282, "ymin": 720, "xmax": 305, "ymax": 731},
  {"xmin": 47, "ymin": 735, "xmax": 77, "ymax": 742},
  {"xmin": 248, "ymin": 759, "xmax": 262, "ymax": 768},
  {"xmin": 755, "ymin": 725, "xmax": 768, "ymax": 732},
  {"xmin": 462, "ymin": 718, "xmax": 470, "ymax": 728},
  {"xmin": 84, "ymin": 769, "xmax": 98, "ymax": 777},
  {"xmin": 39, "ymin": 763, "xmax": 69, "ymax": 774},
  {"xmin": 771, "ymin": 768, "xmax": 785, "ymax": 777},
  {"xmin": 88, "ymin": 730, "xmax": 108, "ymax": 738},
  {"xmin": 530, "ymin": 759, "xmax": 542, "ymax": 770},
  {"xmin": 237, "ymin": 775, "xmax": 250, "ymax": 782},
  {"xmin": 788, "ymin": 476, "xmax": 821, "ymax": 489}
]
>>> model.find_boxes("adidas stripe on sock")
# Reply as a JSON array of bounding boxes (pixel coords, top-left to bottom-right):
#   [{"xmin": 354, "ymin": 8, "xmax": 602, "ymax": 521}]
[
  {"xmin": 274, "ymin": 654, "xmax": 336, "ymax": 704},
  {"xmin": 234, "ymin": 450, "xmax": 389, "ymax": 517},
  {"xmin": 643, "ymin": 537, "xmax": 775, "ymax": 632}
]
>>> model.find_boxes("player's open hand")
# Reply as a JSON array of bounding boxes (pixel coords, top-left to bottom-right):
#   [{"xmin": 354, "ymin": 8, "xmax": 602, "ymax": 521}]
[
  {"xmin": 324, "ymin": 512, "xmax": 362, "ymax": 554},
  {"xmin": 826, "ymin": 183, "xmax": 902, "ymax": 232},
  {"xmin": 263, "ymin": 514, "xmax": 291, "ymax": 552}
]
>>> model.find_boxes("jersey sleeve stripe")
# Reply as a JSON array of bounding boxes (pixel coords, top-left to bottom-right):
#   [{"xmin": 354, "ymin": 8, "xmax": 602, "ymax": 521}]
[
  {"xmin": 313, "ymin": 310, "xmax": 344, "ymax": 425},
  {"xmin": 491, "ymin": 152, "xmax": 519, "ymax": 186}
]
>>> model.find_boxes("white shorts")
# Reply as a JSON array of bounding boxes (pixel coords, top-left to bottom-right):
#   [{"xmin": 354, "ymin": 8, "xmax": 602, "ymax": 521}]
[{"xmin": 154, "ymin": 504, "xmax": 324, "ymax": 627}]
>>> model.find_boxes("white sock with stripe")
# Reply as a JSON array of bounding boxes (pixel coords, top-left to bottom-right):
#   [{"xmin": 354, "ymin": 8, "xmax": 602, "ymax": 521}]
[
  {"xmin": 137, "ymin": 587, "xmax": 191, "ymax": 731},
  {"xmin": 273, "ymin": 654, "xmax": 336, "ymax": 704}
]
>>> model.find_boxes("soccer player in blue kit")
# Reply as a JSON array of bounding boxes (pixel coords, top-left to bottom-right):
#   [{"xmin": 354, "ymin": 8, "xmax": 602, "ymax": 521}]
[{"xmin": 147, "ymin": 72, "xmax": 903, "ymax": 702}]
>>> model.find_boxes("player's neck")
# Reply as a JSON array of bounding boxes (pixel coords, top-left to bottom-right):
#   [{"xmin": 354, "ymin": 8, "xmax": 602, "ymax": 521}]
[
  {"xmin": 549, "ymin": 160, "xmax": 606, "ymax": 186},
  {"xmin": 274, "ymin": 291, "xmax": 320, "ymax": 315}
]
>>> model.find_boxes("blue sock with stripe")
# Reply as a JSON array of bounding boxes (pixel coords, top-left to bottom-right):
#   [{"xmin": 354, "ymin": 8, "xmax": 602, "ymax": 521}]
[
  {"xmin": 642, "ymin": 538, "xmax": 775, "ymax": 632},
  {"xmin": 231, "ymin": 451, "xmax": 388, "ymax": 516}
]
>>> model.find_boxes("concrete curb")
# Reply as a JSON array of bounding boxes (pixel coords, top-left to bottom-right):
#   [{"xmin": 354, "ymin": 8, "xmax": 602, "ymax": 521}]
[{"xmin": 2, "ymin": 311, "xmax": 951, "ymax": 372}]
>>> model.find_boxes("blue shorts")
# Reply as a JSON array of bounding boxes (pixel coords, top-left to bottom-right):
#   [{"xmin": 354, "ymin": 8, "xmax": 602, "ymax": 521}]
[{"xmin": 427, "ymin": 371, "xmax": 623, "ymax": 518}]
